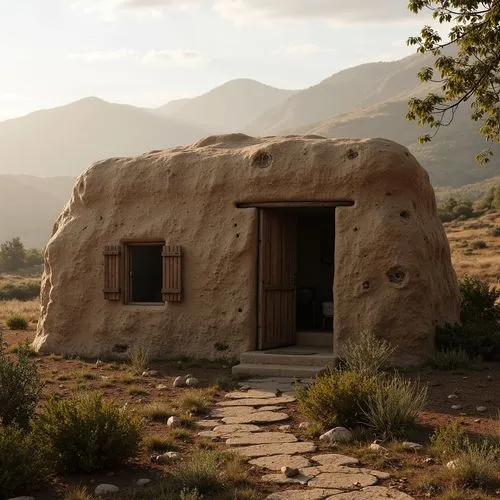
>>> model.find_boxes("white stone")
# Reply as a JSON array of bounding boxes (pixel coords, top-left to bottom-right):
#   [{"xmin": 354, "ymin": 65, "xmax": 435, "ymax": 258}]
[
  {"xmin": 186, "ymin": 376, "xmax": 199, "ymax": 387},
  {"xmin": 95, "ymin": 484, "xmax": 120, "ymax": 496},
  {"xmin": 167, "ymin": 416, "xmax": 181, "ymax": 428},
  {"xmin": 136, "ymin": 478, "xmax": 152, "ymax": 486},
  {"xmin": 156, "ymin": 451, "xmax": 180, "ymax": 464},
  {"xmin": 447, "ymin": 394, "xmax": 458, "ymax": 399},
  {"xmin": 173, "ymin": 376, "xmax": 187, "ymax": 387},
  {"xmin": 319, "ymin": 427, "xmax": 353, "ymax": 443},
  {"xmin": 476, "ymin": 406, "xmax": 487, "ymax": 412},
  {"xmin": 446, "ymin": 459, "xmax": 460, "ymax": 469},
  {"xmin": 298, "ymin": 422, "xmax": 310, "ymax": 429},
  {"xmin": 281, "ymin": 466, "xmax": 299, "ymax": 477},
  {"xmin": 451, "ymin": 405, "xmax": 462, "ymax": 410},
  {"xmin": 402, "ymin": 441, "xmax": 423, "ymax": 451},
  {"xmin": 95, "ymin": 359, "xmax": 103, "ymax": 366},
  {"xmin": 369, "ymin": 443, "xmax": 387, "ymax": 452},
  {"xmin": 156, "ymin": 384, "xmax": 168, "ymax": 390}
]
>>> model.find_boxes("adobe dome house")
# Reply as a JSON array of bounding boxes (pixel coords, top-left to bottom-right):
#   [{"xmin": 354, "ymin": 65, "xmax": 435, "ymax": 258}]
[{"xmin": 34, "ymin": 134, "xmax": 460, "ymax": 376}]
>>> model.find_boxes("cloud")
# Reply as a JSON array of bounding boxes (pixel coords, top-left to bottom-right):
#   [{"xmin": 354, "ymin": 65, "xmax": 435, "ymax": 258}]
[
  {"xmin": 272, "ymin": 44, "xmax": 336, "ymax": 56},
  {"xmin": 213, "ymin": 0, "xmax": 414, "ymax": 24},
  {"xmin": 120, "ymin": 0, "xmax": 198, "ymax": 7},
  {"xmin": 67, "ymin": 49, "xmax": 210, "ymax": 67}
]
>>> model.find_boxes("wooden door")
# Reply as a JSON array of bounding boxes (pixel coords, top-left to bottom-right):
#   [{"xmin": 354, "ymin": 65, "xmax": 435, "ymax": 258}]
[{"xmin": 258, "ymin": 209, "xmax": 297, "ymax": 349}]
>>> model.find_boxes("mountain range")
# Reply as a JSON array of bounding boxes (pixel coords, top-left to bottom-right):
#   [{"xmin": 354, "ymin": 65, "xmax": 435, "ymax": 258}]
[{"xmin": 0, "ymin": 51, "xmax": 498, "ymax": 247}]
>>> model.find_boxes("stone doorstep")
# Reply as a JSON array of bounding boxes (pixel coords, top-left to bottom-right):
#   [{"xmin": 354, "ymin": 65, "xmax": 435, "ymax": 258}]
[
  {"xmin": 232, "ymin": 363, "xmax": 327, "ymax": 379},
  {"xmin": 239, "ymin": 351, "xmax": 335, "ymax": 368}
]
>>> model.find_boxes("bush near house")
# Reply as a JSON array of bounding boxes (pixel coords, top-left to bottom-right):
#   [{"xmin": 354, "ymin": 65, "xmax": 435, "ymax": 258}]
[
  {"xmin": 35, "ymin": 393, "xmax": 143, "ymax": 472},
  {"xmin": 436, "ymin": 276, "xmax": 500, "ymax": 360},
  {"xmin": 6, "ymin": 314, "xmax": 28, "ymax": 330}
]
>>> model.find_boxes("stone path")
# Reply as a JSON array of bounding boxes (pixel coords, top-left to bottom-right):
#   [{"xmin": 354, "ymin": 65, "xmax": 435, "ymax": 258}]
[{"xmin": 197, "ymin": 377, "xmax": 415, "ymax": 500}]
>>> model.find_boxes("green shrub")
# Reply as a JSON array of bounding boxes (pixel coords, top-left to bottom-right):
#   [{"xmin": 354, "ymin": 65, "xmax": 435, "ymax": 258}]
[
  {"xmin": 180, "ymin": 389, "xmax": 214, "ymax": 415},
  {"xmin": 453, "ymin": 202, "xmax": 474, "ymax": 219},
  {"xmin": 430, "ymin": 420, "xmax": 470, "ymax": 459},
  {"xmin": 361, "ymin": 376, "xmax": 427, "ymax": 440},
  {"xmin": 489, "ymin": 226, "xmax": 500, "ymax": 237},
  {"xmin": 450, "ymin": 441, "xmax": 500, "ymax": 489},
  {"xmin": 431, "ymin": 348, "xmax": 474, "ymax": 370},
  {"xmin": 35, "ymin": 393, "xmax": 143, "ymax": 472},
  {"xmin": 0, "ymin": 334, "xmax": 43, "ymax": 428},
  {"xmin": 296, "ymin": 370, "xmax": 376, "ymax": 429},
  {"xmin": 470, "ymin": 239, "xmax": 487, "ymax": 249},
  {"xmin": 459, "ymin": 276, "xmax": 500, "ymax": 325},
  {"xmin": 340, "ymin": 331, "xmax": 396, "ymax": 377},
  {"xmin": 6, "ymin": 314, "xmax": 29, "ymax": 330},
  {"xmin": 141, "ymin": 403, "xmax": 177, "ymax": 422},
  {"xmin": 0, "ymin": 425, "xmax": 50, "ymax": 497},
  {"xmin": 439, "ymin": 210, "xmax": 455, "ymax": 223},
  {"xmin": 0, "ymin": 281, "xmax": 40, "ymax": 301}
]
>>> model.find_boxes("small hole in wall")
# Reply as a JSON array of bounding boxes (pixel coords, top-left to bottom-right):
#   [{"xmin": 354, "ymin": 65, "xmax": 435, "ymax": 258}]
[
  {"xmin": 100, "ymin": 216, "xmax": 103, "ymax": 221},
  {"xmin": 353, "ymin": 227, "xmax": 358, "ymax": 232},
  {"xmin": 238, "ymin": 308, "xmax": 242, "ymax": 313},
  {"xmin": 234, "ymin": 223, "xmax": 238, "ymax": 227},
  {"xmin": 387, "ymin": 267, "xmax": 406, "ymax": 284},
  {"xmin": 362, "ymin": 281, "xmax": 370, "ymax": 290},
  {"xmin": 400, "ymin": 210, "xmax": 410, "ymax": 220},
  {"xmin": 252, "ymin": 151, "xmax": 273, "ymax": 168},
  {"xmin": 346, "ymin": 149, "xmax": 358, "ymax": 160},
  {"xmin": 386, "ymin": 192, "xmax": 392, "ymax": 196},
  {"xmin": 112, "ymin": 344, "xmax": 129, "ymax": 353},
  {"xmin": 236, "ymin": 233, "xmax": 240, "ymax": 238}
]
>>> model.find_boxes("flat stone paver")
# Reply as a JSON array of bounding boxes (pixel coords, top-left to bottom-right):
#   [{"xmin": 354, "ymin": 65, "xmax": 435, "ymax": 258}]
[
  {"xmin": 249, "ymin": 454, "xmax": 311, "ymax": 470},
  {"xmin": 212, "ymin": 406, "xmax": 259, "ymax": 417},
  {"xmin": 222, "ymin": 411, "xmax": 290, "ymax": 424},
  {"xmin": 267, "ymin": 489, "xmax": 342, "ymax": 499},
  {"xmin": 226, "ymin": 432, "xmax": 297, "ymax": 446},
  {"xmin": 312, "ymin": 454, "xmax": 360, "ymax": 467},
  {"xmin": 261, "ymin": 472, "xmax": 314, "ymax": 485},
  {"xmin": 195, "ymin": 419, "xmax": 220, "ymax": 428},
  {"xmin": 234, "ymin": 442, "xmax": 316, "ymax": 458},
  {"xmin": 329, "ymin": 486, "xmax": 414, "ymax": 499},
  {"xmin": 213, "ymin": 424, "xmax": 262, "ymax": 434},
  {"xmin": 218, "ymin": 396, "xmax": 296, "ymax": 406},
  {"xmin": 226, "ymin": 390, "xmax": 279, "ymax": 399},
  {"xmin": 308, "ymin": 472, "xmax": 378, "ymax": 490}
]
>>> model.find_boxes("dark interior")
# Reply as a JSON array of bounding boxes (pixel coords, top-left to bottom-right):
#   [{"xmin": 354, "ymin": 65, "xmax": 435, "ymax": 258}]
[
  {"xmin": 296, "ymin": 211, "xmax": 334, "ymax": 331},
  {"xmin": 129, "ymin": 245, "xmax": 163, "ymax": 303}
]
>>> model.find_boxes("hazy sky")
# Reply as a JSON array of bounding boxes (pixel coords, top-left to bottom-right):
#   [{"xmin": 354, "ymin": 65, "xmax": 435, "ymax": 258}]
[{"xmin": 0, "ymin": 0, "xmax": 432, "ymax": 121}]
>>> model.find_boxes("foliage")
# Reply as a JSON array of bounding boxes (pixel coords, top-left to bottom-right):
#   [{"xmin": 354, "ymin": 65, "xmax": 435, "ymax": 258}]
[
  {"xmin": 437, "ymin": 277, "xmax": 500, "ymax": 360},
  {"xmin": 431, "ymin": 420, "xmax": 470, "ymax": 459},
  {"xmin": 6, "ymin": 314, "xmax": 28, "ymax": 330},
  {"xmin": 0, "ymin": 333, "xmax": 43, "ymax": 428},
  {"xmin": 180, "ymin": 389, "xmax": 214, "ymax": 415},
  {"xmin": 477, "ymin": 185, "xmax": 500, "ymax": 211},
  {"xmin": 0, "ymin": 425, "xmax": 50, "ymax": 497},
  {"xmin": 0, "ymin": 280, "xmax": 40, "ymax": 301},
  {"xmin": 141, "ymin": 403, "xmax": 177, "ymax": 423},
  {"xmin": 438, "ymin": 197, "xmax": 478, "ymax": 222},
  {"xmin": 340, "ymin": 331, "xmax": 396, "ymax": 377},
  {"xmin": 35, "ymin": 393, "xmax": 142, "ymax": 472},
  {"xmin": 63, "ymin": 487, "xmax": 93, "ymax": 500},
  {"xmin": 450, "ymin": 441, "xmax": 500, "ymax": 489},
  {"xmin": 361, "ymin": 376, "xmax": 427, "ymax": 440},
  {"xmin": 296, "ymin": 370, "xmax": 376, "ymax": 429},
  {"xmin": 129, "ymin": 346, "xmax": 150, "ymax": 374},
  {"xmin": 407, "ymin": 1, "xmax": 500, "ymax": 163},
  {"xmin": 431, "ymin": 347, "xmax": 474, "ymax": 370},
  {"xmin": 470, "ymin": 239, "xmax": 487, "ymax": 249},
  {"xmin": 488, "ymin": 225, "xmax": 500, "ymax": 237},
  {"xmin": 0, "ymin": 237, "xmax": 44, "ymax": 273}
]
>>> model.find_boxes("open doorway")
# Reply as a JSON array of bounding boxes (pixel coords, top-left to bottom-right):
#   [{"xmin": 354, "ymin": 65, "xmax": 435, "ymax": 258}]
[{"xmin": 257, "ymin": 205, "xmax": 336, "ymax": 350}]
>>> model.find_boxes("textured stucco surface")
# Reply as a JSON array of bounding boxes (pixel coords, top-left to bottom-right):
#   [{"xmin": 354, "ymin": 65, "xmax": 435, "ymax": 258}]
[{"xmin": 33, "ymin": 134, "xmax": 460, "ymax": 363}]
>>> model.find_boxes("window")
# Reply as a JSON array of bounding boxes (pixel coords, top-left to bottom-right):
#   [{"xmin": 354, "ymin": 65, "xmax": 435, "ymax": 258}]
[{"xmin": 103, "ymin": 242, "xmax": 183, "ymax": 304}]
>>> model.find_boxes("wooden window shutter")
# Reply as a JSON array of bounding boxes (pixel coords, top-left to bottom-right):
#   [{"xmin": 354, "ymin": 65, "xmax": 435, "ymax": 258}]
[
  {"xmin": 162, "ymin": 245, "xmax": 183, "ymax": 302},
  {"xmin": 103, "ymin": 245, "xmax": 121, "ymax": 301}
]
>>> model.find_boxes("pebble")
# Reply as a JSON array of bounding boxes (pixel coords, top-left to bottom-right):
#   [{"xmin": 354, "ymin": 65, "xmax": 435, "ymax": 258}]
[
  {"xmin": 156, "ymin": 384, "xmax": 168, "ymax": 390},
  {"xmin": 94, "ymin": 484, "xmax": 119, "ymax": 496},
  {"xmin": 173, "ymin": 376, "xmax": 187, "ymax": 388},
  {"xmin": 475, "ymin": 419, "xmax": 481, "ymax": 423},
  {"xmin": 447, "ymin": 394, "xmax": 458, "ymax": 399},
  {"xmin": 476, "ymin": 406, "xmax": 488, "ymax": 412},
  {"xmin": 278, "ymin": 425, "xmax": 291, "ymax": 432},
  {"xmin": 156, "ymin": 451, "xmax": 180, "ymax": 464},
  {"xmin": 487, "ymin": 375, "xmax": 492, "ymax": 381},
  {"xmin": 298, "ymin": 422, "xmax": 310, "ymax": 429},
  {"xmin": 369, "ymin": 443, "xmax": 387, "ymax": 452},
  {"xmin": 167, "ymin": 416, "xmax": 181, "ymax": 428},
  {"xmin": 142, "ymin": 370, "xmax": 158, "ymax": 377},
  {"xmin": 446, "ymin": 459, "xmax": 460, "ymax": 469},
  {"xmin": 95, "ymin": 359, "xmax": 103, "ymax": 366},
  {"xmin": 423, "ymin": 457, "xmax": 435, "ymax": 464},
  {"xmin": 451, "ymin": 405, "xmax": 462, "ymax": 410},
  {"xmin": 319, "ymin": 426, "xmax": 353, "ymax": 443},
  {"xmin": 281, "ymin": 466, "xmax": 299, "ymax": 478},
  {"xmin": 136, "ymin": 478, "xmax": 152, "ymax": 486},
  {"xmin": 186, "ymin": 377, "xmax": 199, "ymax": 387}
]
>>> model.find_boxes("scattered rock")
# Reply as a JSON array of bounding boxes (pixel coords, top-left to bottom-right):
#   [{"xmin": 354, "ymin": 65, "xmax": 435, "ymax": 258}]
[
  {"xmin": 474, "ymin": 419, "xmax": 481, "ymax": 423},
  {"xmin": 447, "ymin": 394, "xmax": 458, "ymax": 399},
  {"xmin": 486, "ymin": 375, "xmax": 492, "ymax": 381},
  {"xmin": 186, "ymin": 376, "xmax": 199, "ymax": 387},
  {"xmin": 278, "ymin": 424, "xmax": 291, "ymax": 432},
  {"xmin": 369, "ymin": 443, "xmax": 387, "ymax": 452},
  {"xmin": 94, "ymin": 484, "xmax": 120, "ymax": 496},
  {"xmin": 95, "ymin": 359, "xmax": 103, "ymax": 366},
  {"xmin": 402, "ymin": 441, "xmax": 423, "ymax": 451},
  {"xmin": 239, "ymin": 385, "xmax": 251, "ymax": 391},
  {"xmin": 476, "ymin": 406, "xmax": 487, "ymax": 412},
  {"xmin": 451, "ymin": 405, "xmax": 462, "ymax": 410},
  {"xmin": 423, "ymin": 457, "xmax": 435, "ymax": 464},
  {"xmin": 298, "ymin": 422, "xmax": 310, "ymax": 429},
  {"xmin": 173, "ymin": 376, "xmax": 187, "ymax": 387},
  {"xmin": 136, "ymin": 478, "xmax": 152, "ymax": 486},
  {"xmin": 319, "ymin": 426, "xmax": 353, "ymax": 443},
  {"xmin": 156, "ymin": 451, "xmax": 179, "ymax": 464},
  {"xmin": 156, "ymin": 384, "xmax": 168, "ymax": 390},
  {"xmin": 281, "ymin": 466, "xmax": 299, "ymax": 477},
  {"xmin": 167, "ymin": 416, "xmax": 181, "ymax": 428},
  {"xmin": 447, "ymin": 459, "xmax": 460, "ymax": 469},
  {"xmin": 142, "ymin": 370, "xmax": 158, "ymax": 377}
]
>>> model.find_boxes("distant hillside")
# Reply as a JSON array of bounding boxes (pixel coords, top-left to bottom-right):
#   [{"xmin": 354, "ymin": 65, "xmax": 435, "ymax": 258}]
[
  {"xmin": 157, "ymin": 78, "xmax": 295, "ymax": 133},
  {"xmin": 0, "ymin": 97, "xmax": 206, "ymax": 176},
  {"xmin": 435, "ymin": 176, "xmax": 500, "ymax": 204},
  {"xmin": 0, "ymin": 175, "xmax": 74, "ymax": 247}
]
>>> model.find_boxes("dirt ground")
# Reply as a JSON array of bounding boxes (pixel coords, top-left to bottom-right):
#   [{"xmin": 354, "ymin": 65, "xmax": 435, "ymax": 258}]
[{"xmin": 2, "ymin": 329, "xmax": 499, "ymax": 499}]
